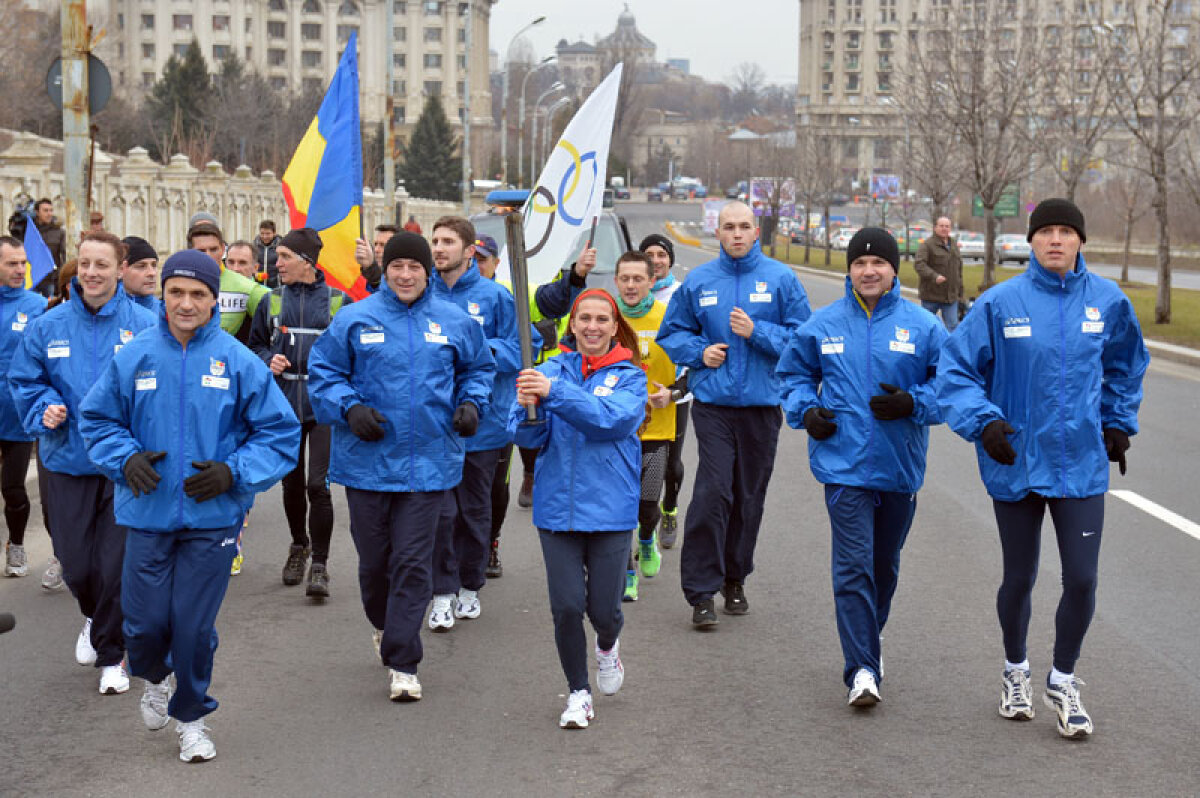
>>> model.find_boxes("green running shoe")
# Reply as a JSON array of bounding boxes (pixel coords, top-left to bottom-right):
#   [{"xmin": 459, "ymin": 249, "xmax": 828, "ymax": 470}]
[
  {"xmin": 638, "ymin": 535, "xmax": 662, "ymax": 578},
  {"xmin": 623, "ymin": 569, "xmax": 639, "ymax": 602}
]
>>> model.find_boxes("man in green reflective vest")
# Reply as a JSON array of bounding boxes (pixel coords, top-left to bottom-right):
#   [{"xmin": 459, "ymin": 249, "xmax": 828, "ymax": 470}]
[{"xmin": 187, "ymin": 218, "xmax": 269, "ymax": 344}]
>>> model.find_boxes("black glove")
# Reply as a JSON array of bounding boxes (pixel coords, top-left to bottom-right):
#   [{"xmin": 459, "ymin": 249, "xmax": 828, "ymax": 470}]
[
  {"xmin": 453, "ymin": 402, "xmax": 479, "ymax": 437},
  {"xmin": 669, "ymin": 369, "xmax": 690, "ymax": 401},
  {"xmin": 803, "ymin": 407, "xmax": 838, "ymax": 440},
  {"xmin": 869, "ymin": 383, "xmax": 915, "ymax": 421},
  {"xmin": 123, "ymin": 451, "xmax": 167, "ymax": 498},
  {"xmin": 360, "ymin": 261, "xmax": 382, "ymax": 289},
  {"xmin": 183, "ymin": 461, "xmax": 233, "ymax": 503},
  {"xmin": 1103, "ymin": 427, "xmax": 1130, "ymax": 476},
  {"xmin": 981, "ymin": 420, "xmax": 1017, "ymax": 465},
  {"xmin": 346, "ymin": 404, "xmax": 387, "ymax": 442},
  {"xmin": 533, "ymin": 318, "xmax": 559, "ymax": 352}
]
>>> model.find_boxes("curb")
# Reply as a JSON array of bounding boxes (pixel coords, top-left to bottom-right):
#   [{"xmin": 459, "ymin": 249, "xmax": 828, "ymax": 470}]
[{"xmin": 665, "ymin": 222, "xmax": 700, "ymax": 248}]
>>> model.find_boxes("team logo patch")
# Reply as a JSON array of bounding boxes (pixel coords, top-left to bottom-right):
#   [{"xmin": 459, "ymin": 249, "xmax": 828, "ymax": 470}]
[
  {"xmin": 16, "ymin": 312, "xmax": 27, "ymax": 323},
  {"xmin": 428, "ymin": 321, "xmax": 442, "ymax": 334},
  {"xmin": 467, "ymin": 302, "xmax": 480, "ymax": 316},
  {"xmin": 209, "ymin": 358, "xmax": 226, "ymax": 377},
  {"xmin": 894, "ymin": 327, "xmax": 910, "ymax": 343},
  {"xmin": 1085, "ymin": 306, "xmax": 1100, "ymax": 321},
  {"xmin": 120, "ymin": 329, "xmax": 134, "ymax": 344},
  {"xmin": 755, "ymin": 281, "xmax": 767, "ymax": 293},
  {"xmin": 604, "ymin": 373, "xmax": 619, "ymax": 388}
]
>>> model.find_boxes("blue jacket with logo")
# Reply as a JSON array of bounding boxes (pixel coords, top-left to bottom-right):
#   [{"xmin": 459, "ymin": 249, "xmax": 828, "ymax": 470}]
[
  {"xmin": 8, "ymin": 281, "xmax": 156, "ymax": 475},
  {"xmin": 936, "ymin": 254, "xmax": 1149, "ymax": 501},
  {"xmin": 509, "ymin": 348, "xmax": 647, "ymax": 532},
  {"xmin": 78, "ymin": 308, "xmax": 300, "ymax": 531},
  {"xmin": 778, "ymin": 278, "xmax": 948, "ymax": 493},
  {"xmin": 0, "ymin": 286, "xmax": 48, "ymax": 442},
  {"xmin": 656, "ymin": 241, "xmax": 811, "ymax": 406},
  {"xmin": 307, "ymin": 285, "xmax": 495, "ymax": 492},
  {"xmin": 431, "ymin": 263, "xmax": 524, "ymax": 452}
]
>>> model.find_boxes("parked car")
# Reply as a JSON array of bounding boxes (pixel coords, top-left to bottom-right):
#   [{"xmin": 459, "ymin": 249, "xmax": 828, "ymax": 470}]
[
  {"xmin": 613, "ymin": 186, "xmax": 630, "ymax": 200},
  {"xmin": 693, "ymin": 185, "xmax": 708, "ymax": 198},
  {"xmin": 831, "ymin": 227, "xmax": 860, "ymax": 251},
  {"xmin": 956, "ymin": 231, "xmax": 986, "ymax": 260},
  {"xmin": 646, "ymin": 187, "xmax": 663, "ymax": 202},
  {"xmin": 672, "ymin": 187, "xmax": 691, "ymax": 200},
  {"xmin": 995, "ymin": 234, "xmax": 1031, "ymax": 264}
]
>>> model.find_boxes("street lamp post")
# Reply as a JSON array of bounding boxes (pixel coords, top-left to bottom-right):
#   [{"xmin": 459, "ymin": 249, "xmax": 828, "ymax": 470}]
[
  {"xmin": 460, "ymin": 0, "xmax": 472, "ymax": 215},
  {"xmin": 529, "ymin": 82, "xmax": 565, "ymax": 189},
  {"xmin": 518, "ymin": 61, "xmax": 556, "ymax": 187},
  {"xmin": 500, "ymin": 16, "xmax": 546, "ymax": 186},
  {"xmin": 540, "ymin": 97, "xmax": 571, "ymax": 172}
]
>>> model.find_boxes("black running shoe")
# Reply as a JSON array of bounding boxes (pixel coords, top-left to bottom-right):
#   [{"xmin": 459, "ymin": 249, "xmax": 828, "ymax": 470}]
[
  {"xmin": 282, "ymin": 544, "xmax": 309, "ymax": 586},
  {"xmin": 692, "ymin": 599, "xmax": 719, "ymax": 628},
  {"xmin": 659, "ymin": 508, "xmax": 678, "ymax": 549},
  {"xmin": 486, "ymin": 541, "xmax": 503, "ymax": 579},
  {"xmin": 306, "ymin": 563, "xmax": 330, "ymax": 599},
  {"xmin": 721, "ymin": 581, "xmax": 749, "ymax": 615},
  {"xmin": 517, "ymin": 474, "xmax": 534, "ymax": 508}
]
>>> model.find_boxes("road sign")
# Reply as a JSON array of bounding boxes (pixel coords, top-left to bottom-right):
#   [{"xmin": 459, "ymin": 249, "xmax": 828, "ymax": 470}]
[
  {"xmin": 45, "ymin": 54, "xmax": 112, "ymax": 115},
  {"xmin": 972, "ymin": 183, "xmax": 1020, "ymax": 218}
]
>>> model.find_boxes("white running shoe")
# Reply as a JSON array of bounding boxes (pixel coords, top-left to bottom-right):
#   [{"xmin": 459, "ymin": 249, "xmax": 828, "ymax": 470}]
[
  {"xmin": 5, "ymin": 542, "xmax": 28, "ymax": 577},
  {"xmin": 1043, "ymin": 676, "xmax": 1093, "ymax": 739},
  {"xmin": 559, "ymin": 689, "xmax": 594, "ymax": 729},
  {"xmin": 177, "ymin": 719, "xmax": 216, "ymax": 762},
  {"xmin": 41, "ymin": 556, "xmax": 65, "ymax": 590},
  {"xmin": 999, "ymin": 668, "xmax": 1035, "ymax": 720},
  {"xmin": 389, "ymin": 670, "xmax": 422, "ymax": 701},
  {"xmin": 75, "ymin": 618, "xmax": 97, "ymax": 666},
  {"xmin": 99, "ymin": 663, "xmax": 130, "ymax": 695},
  {"xmin": 847, "ymin": 668, "xmax": 880, "ymax": 707},
  {"xmin": 595, "ymin": 640, "xmax": 624, "ymax": 696},
  {"xmin": 372, "ymin": 628, "xmax": 384, "ymax": 659},
  {"xmin": 454, "ymin": 588, "xmax": 481, "ymax": 619},
  {"xmin": 428, "ymin": 594, "xmax": 455, "ymax": 631},
  {"xmin": 141, "ymin": 676, "xmax": 173, "ymax": 730}
]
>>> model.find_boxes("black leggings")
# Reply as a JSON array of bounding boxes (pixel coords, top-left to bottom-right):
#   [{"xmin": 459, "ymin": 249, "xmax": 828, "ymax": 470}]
[
  {"xmin": 282, "ymin": 423, "xmax": 334, "ymax": 563},
  {"xmin": 1, "ymin": 440, "xmax": 33, "ymax": 545},
  {"xmin": 663, "ymin": 402, "xmax": 690, "ymax": 513},
  {"xmin": 993, "ymin": 493, "xmax": 1104, "ymax": 674},
  {"xmin": 518, "ymin": 445, "xmax": 538, "ymax": 476},
  {"xmin": 490, "ymin": 444, "xmax": 513, "ymax": 542}
]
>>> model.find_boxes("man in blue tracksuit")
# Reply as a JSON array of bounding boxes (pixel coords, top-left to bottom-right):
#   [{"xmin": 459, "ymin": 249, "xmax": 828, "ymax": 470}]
[
  {"xmin": 937, "ymin": 198, "xmax": 1148, "ymax": 739},
  {"xmin": 307, "ymin": 231, "xmax": 494, "ymax": 703},
  {"xmin": 248, "ymin": 227, "xmax": 350, "ymax": 597},
  {"xmin": 656, "ymin": 201, "xmax": 812, "ymax": 627},
  {"xmin": 778, "ymin": 228, "xmax": 948, "ymax": 708},
  {"xmin": 427, "ymin": 216, "xmax": 522, "ymax": 629},
  {"xmin": 9, "ymin": 231, "xmax": 156, "ymax": 695},
  {"xmin": 0, "ymin": 236, "xmax": 48, "ymax": 578},
  {"xmin": 121, "ymin": 236, "xmax": 160, "ymax": 313},
  {"xmin": 79, "ymin": 250, "xmax": 299, "ymax": 763}
]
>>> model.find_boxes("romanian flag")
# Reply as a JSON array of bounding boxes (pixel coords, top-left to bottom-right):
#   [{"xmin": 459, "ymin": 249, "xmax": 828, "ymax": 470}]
[
  {"xmin": 21, "ymin": 212, "xmax": 56, "ymax": 291},
  {"xmin": 282, "ymin": 33, "xmax": 366, "ymax": 299}
]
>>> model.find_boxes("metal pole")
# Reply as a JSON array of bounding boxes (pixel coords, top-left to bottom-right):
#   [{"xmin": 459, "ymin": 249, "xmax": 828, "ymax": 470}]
[
  {"xmin": 460, "ymin": 0, "xmax": 472, "ymax": 215},
  {"xmin": 501, "ymin": 17, "xmax": 546, "ymax": 186},
  {"xmin": 529, "ymin": 84, "xmax": 563, "ymax": 190},
  {"xmin": 384, "ymin": 0, "xmax": 395, "ymax": 218},
  {"xmin": 504, "ymin": 211, "xmax": 540, "ymax": 423},
  {"xmin": 61, "ymin": 0, "xmax": 90, "ymax": 256},
  {"xmin": 543, "ymin": 98, "xmax": 569, "ymax": 170},
  {"xmin": 518, "ymin": 58, "xmax": 555, "ymax": 188}
]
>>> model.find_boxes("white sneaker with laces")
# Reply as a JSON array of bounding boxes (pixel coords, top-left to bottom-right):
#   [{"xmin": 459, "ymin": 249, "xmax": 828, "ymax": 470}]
[
  {"xmin": 99, "ymin": 663, "xmax": 130, "ymax": 695},
  {"xmin": 75, "ymin": 619, "xmax": 97, "ymax": 666},
  {"xmin": 999, "ymin": 668, "xmax": 1035, "ymax": 720},
  {"xmin": 847, "ymin": 668, "xmax": 881, "ymax": 707},
  {"xmin": 454, "ymin": 588, "xmax": 481, "ymax": 619},
  {"xmin": 372, "ymin": 628, "xmax": 384, "ymax": 659},
  {"xmin": 177, "ymin": 719, "xmax": 216, "ymax": 762},
  {"xmin": 1043, "ymin": 675, "xmax": 1093, "ymax": 739},
  {"xmin": 42, "ymin": 557, "xmax": 65, "ymax": 590},
  {"xmin": 389, "ymin": 670, "xmax": 422, "ymax": 701},
  {"xmin": 141, "ymin": 676, "xmax": 173, "ymax": 730},
  {"xmin": 559, "ymin": 689, "xmax": 594, "ymax": 729},
  {"xmin": 428, "ymin": 594, "xmax": 455, "ymax": 630},
  {"xmin": 5, "ymin": 542, "xmax": 28, "ymax": 577},
  {"xmin": 595, "ymin": 640, "xmax": 624, "ymax": 696}
]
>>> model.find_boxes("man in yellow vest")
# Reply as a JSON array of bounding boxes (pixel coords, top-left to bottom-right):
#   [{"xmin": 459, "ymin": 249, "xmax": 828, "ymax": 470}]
[{"xmin": 186, "ymin": 215, "xmax": 269, "ymax": 344}]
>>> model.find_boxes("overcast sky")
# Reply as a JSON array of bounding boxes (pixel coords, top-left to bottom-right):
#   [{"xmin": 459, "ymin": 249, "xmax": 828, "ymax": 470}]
[{"xmin": 489, "ymin": 0, "xmax": 799, "ymax": 87}]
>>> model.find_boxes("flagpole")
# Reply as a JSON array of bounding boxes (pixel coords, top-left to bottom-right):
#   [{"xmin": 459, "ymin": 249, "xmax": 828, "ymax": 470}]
[{"xmin": 505, "ymin": 211, "xmax": 539, "ymax": 424}]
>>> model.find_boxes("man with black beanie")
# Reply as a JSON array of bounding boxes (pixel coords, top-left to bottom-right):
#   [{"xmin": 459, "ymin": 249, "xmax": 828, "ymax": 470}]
[
  {"xmin": 937, "ymin": 198, "xmax": 1148, "ymax": 739},
  {"xmin": 307, "ymin": 229, "xmax": 495, "ymax": 702},
  {"xmin": 779, "ymin": 227, "xmax": 948, "ymax": 708},
  {"xmin": 249, "ymin": 227, "xmax": 350, "ymax": 598},
  {"xmin": 121, "ymin": 237, "xmax": 160, "ymax": 313}
]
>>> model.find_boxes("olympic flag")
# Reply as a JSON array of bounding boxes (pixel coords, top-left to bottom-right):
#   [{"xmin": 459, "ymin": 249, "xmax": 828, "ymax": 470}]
[{"xmin": 499, "ymin": 64, "xmax": 623, "ymax": 286}]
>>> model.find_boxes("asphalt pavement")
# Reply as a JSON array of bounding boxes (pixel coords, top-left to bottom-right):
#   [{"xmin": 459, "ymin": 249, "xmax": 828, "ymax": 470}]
[{"xmin": 1, "ymin": 203, "xmax": 1198, "ymax": 796}]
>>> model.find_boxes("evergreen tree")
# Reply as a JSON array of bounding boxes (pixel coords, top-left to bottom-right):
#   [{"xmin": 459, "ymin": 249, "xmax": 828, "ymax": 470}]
[
  {"xmin": 399, "ymin": 95, "xmax": 460, "ymax": 201},
  {"xmin": 145, "ymin": 40, "xmax": 212, "ymax": 160}
]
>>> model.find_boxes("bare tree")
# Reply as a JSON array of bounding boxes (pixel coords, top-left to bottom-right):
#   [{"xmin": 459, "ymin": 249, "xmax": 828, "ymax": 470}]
[
  {"xmin": 748, "ymin": 136, "xmax": 797, "ymax": 257},
  {"xmin": 728, "ymin": 62, "xmax": 766, "ymax": 119},
  {"xmin": 892, "ymin": 66, "xmax": 960, "ymax": 221},
  {"xmin": 1109, "ymin": 0, "xmax": 1200, "ymax": 323},
  {"xmin": 1103, "ymin": 165, "xmax": 1151, "ymax": 283}
]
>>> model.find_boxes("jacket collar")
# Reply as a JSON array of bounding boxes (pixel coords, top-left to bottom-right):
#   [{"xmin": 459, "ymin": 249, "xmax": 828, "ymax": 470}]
[
  {"xmin": 431, "ymin": 262, "xmax": 481, "ymax": 294},
  {"xmin": 718, "ymin": 240, "xmax": 764, "ymax": 274},
  {"xmin": 1028, "ymin": 252, "xmax": 1088, "ymax": 292},
  {"xmin": 0, "ymin": 284, "xmax": 31, "ymax": 299},
  {"xmin": 69, "ymin": 278, "xmax": 127, "ymax": 318},
  {"xmin": 158, "ymin": 297, "xmax": 223, "ymax": 345},
  {"xmin": 283, "ymin": 269, "xmax": 327, "ymax": 295},
  {"xmin": 844, "ymin": 275, "xmax": 901, "ymax": 319}
]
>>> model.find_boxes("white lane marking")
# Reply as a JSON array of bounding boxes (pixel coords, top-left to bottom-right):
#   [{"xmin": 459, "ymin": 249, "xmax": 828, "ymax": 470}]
[{"xmin": 1110, "ymin": 490, "xmax": 1200, "ymax": 542}]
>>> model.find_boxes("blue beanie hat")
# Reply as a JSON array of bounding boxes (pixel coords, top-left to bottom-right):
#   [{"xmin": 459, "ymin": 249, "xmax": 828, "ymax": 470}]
[{"xmin": 161, "ymin": 249, "xmax": 221, "ymax": 298}]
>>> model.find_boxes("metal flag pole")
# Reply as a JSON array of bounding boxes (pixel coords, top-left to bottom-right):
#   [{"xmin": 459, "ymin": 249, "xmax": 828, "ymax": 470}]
[{"xmin": 504, "ymin": 211, "xmax": 541, "ymax": 424}]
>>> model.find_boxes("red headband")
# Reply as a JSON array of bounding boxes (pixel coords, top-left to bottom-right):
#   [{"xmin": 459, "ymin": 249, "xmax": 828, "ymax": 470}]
[{"xmin": 570, "ymin": 288, "xmax": 620, "ymax": 320}]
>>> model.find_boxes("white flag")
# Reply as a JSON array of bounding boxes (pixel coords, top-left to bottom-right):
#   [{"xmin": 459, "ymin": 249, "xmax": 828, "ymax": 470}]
[{"xmin": 498, "ymin": 64, "xmax": 622, "ymax": 287}]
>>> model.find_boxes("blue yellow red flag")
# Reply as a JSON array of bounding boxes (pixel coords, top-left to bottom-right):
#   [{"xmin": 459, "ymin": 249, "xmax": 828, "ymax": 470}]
[
  {"xmin": 282, "ymin": 33, "xmax": 366, "ymax": 298},
  {"xmin": 21, "ymin": 212, "xmax": 56, "ymax": 291}
]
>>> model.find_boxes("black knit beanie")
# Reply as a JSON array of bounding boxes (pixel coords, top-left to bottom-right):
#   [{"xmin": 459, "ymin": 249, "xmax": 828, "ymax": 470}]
[
  {"xmin": 382, "ymin": 231, "xmax": 433, "ymax": 276},
  {"xmin": 279, "ymin": 227, "xmax": 324, "ymax": 265},
  {"xmin": 122, "ymin": 236, "xmax": 157, "ymax": 265},
  {"xmin": 846, "ymin": 227, "xmax": 899, "ymax": 272},
  {"xmin": 1027, "ymin": 198, "xmax": 1086, "ymax": 243},
  {"xmin": 638, "ymin": 233, "xmax": 675, "ymax": 266}
]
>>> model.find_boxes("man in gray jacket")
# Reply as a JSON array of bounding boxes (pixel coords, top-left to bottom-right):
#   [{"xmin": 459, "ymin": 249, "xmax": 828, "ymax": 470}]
[{"xmin": 913, "ymin": 216, "xmax": 963, "ymax": 330}]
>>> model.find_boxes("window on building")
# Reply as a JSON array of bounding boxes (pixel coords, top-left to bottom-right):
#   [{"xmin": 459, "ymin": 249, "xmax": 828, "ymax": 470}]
[
  {"xmin": 424, "ymin": 53, "xmax": 442, "ymax": 68},
  {"xmin": 457, "ymin": 27, "xmax": 466, "ymax": 42},
  {"xmin": 424, "ymin": 80, "xmax": 442, "ymax": 95},
  {"xmin": 394, "ymin": 53, "xmax": 406, "ymax": 67},
  {"xmin": 245, "ymin": 46, "xmax": 252, "ymax": 59},
  {"xmin": 174, "ymin": 43, "xmax": 189, "ymax": 57},
  {"xmin": 303, "ymin": 51, "xmax": 322, "ymax": 68},
  {"xmin": 879, "ymin": 53, "xmax": 892, "ymax": 69},
  {"xmin": 823, "ymin": 31, "xmax": 835, "ymax": 49},
  {"xmin": 142, "ymin": 43, "xmax": 155, "ymax": 59},
  {"xmin": 212, "ymin": 14, "xmax": 229, "ymax": 31},
  {"xmin": 843, "ymin": 138, "xmax": 858, "ymax": 158},
  {"xmin": 270, "ymin": 76, "xmax": 287, "ymax": 89},
  {"xmin": 846, "ymin": 0, "xmax": 862, "ymax": 22},
  {"xmin": 847, "ymin": 31, "xmax": 860, "ymax": 49},
  {"xmin": 118, "ymin": 13, "xmax": 124, "ymax": 29},
  {"xmin": 456, "ymin": 80, "xmax": 464, "ymax": 97},
  {"xmin": 877, "ymin": 74, "xmax": 892, "ymax": 92},
  {"xmin": 118, "ymin": 42, "xmax": 125, "ymax": 58},
  {"xmin": 269, "ymin": 0, "xmax": 286, "ymax": 10},
  {"xmin": 394, "ymin": 106, "xmax": 406, "ymax": 124},
  {"xmin": 457, "ymin": 54, "xmax": 466, "ymax": 68},
  {"xmin": 302, "ymin": 23, "xmax": 322, "ymax": 40},
  {"xmin": 268, "ymin": 21, "xmax": 286, "ymax": 38},
  {"xmin": 213, "ymin": 44, "xmax": 230, "ymax": 60},
  {"xmin": 393, "ymin": 79, "xmax": 406, "ymax": 93},
  {"xmin": 245, "ymin": 18, "xmax": 252, "ymax": 32},
  {"xmin": 425, "ymin": 27, "xmax": 442, "ymax": 43},
  {"xmin": 173, "ymin": 14, "xmax": 192, "ymax": 30},
  {"xmin": 846, "ymin": 73, "xmax": 860, "ymax": 91},
  {"xmin": 827, "ymin": 0, "xmax": 837, "ymax": 23},
  {"xmin": 845, "ymin": 54, "xmax": 860, "ymax": 69},
  {"xmin": 268, "ymin": 49, "xmax": 286, "ymax": 66},
  {"xmin": 458, "ymin": 2, "xmax": 468, "ymax": 15},
  {"xmin": 822, "ymin": 72, "xmax": 833, "ymax": 92},
  {"xmin": 142, "ymin": 72, "xmax": 155, "ymax": 88},
  {"xmin": 141, "ymin": 13, "xmax": 154, "ymax": 29},
  {"xmin": 339, "ymin": 0, "xmax": 359, "ymax": 16},
  {"xmin": 395, "ymin": 26, "xmax": 407, "ymax": 40},
  {"xmin": 303, "ymin": 77, "xmax": 323, "ymax": 93},
  {"xmin": 879, "ymin": 0, "xmax": 896, "ymax": 22},
  {"xmin": 303, "ymin": 0, "xmax": 322, "ymax": 13},
  {"xmin": 874, "ymin": 138, "xmax": 892, "ymax": 161},
  {"xmin": 338, "ymin": 25, "xmax": 357, "ymax": 42},
  {"xmin": 394, "ymin": 1, "xmax": 407, "ymax": 12},
  {"xmin": 879, "ymin": 31, "xmax": 893, "ymax": 49},
  {"xmin": 425, "ymin": 1, "xmax": 442, "ymax": 13}
]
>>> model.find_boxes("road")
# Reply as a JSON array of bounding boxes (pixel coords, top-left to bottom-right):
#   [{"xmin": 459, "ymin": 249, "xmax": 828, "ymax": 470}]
[{"xmin": 2, "ymin": 202, "xmax": 1198, "ymax": 796}]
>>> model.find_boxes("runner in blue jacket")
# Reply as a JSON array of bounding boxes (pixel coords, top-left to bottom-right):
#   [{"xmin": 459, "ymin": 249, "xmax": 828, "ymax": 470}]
[
  {"xmin": 655, "ymin": 201, "xmax": 811, "ymax": 626},
  {"xmin": 79, "ymin": 250, "xmax": 299, "ymax": 763},
  {"xmin": 511, "ymin": 288, "xmax": 647, "ymax": 730},
  {"xmin": 427, "ymin": 216, "xmax": 525, "ymax": 629},
  {"xmin": 8, "ymin": 231, "xmax": 155, "ymax": 696},
  {"xmin": 778, "ymin": 228, "xmax": 947, "ymax": 708},
  {"xmin": 307, "ymin": 231, "xmax": 494, "ymax": 703},
  {"xmin": 936, "ymin": 199, "xmax": 1149, "ymax": 739},
  {"xmin": 0, "ymin": 236, "xmax": 48, "ymax": 578}
]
